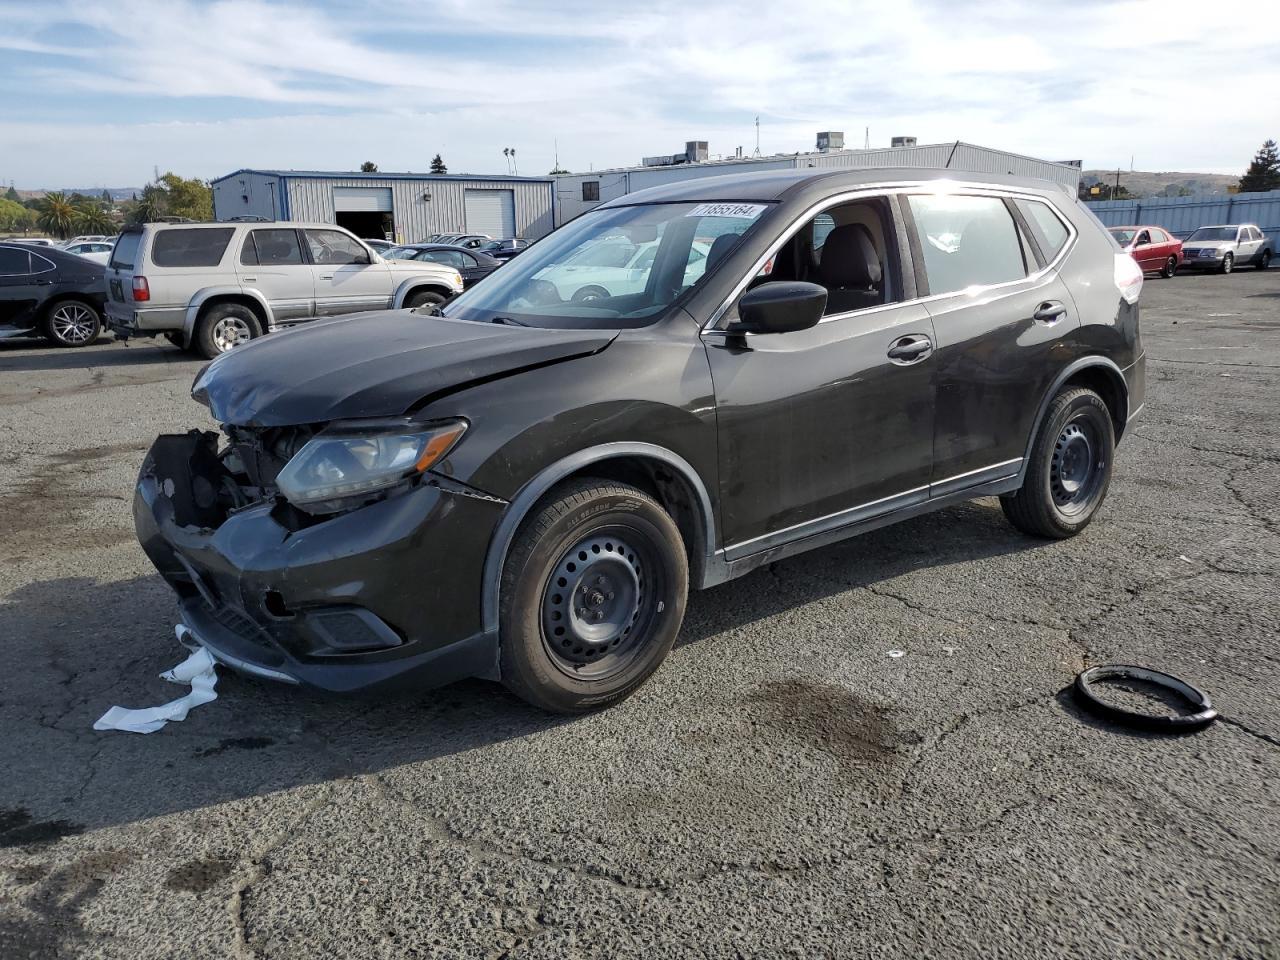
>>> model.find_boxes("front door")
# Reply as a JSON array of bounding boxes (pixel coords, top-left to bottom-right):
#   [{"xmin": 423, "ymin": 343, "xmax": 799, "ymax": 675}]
[
  {"xmin": 903, "ymin": 192, "xmax": 1080, "ymax": 490},
  {"xmin": 704, "ymin": 195, "xmax": 936, "ymax": 559},
  {"xmin": 0, "ymin": 247, "xmax": 44, "ymax": 327},
  {"xmin": 304, "ymin": 229, "xmax": 393, "ymax": 316}
]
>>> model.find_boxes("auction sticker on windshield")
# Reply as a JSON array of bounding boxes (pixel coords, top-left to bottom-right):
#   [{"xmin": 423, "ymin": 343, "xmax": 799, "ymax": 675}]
[{"xmin": 686, "ymin": 203, "xmax": 767, "ymax": 219}]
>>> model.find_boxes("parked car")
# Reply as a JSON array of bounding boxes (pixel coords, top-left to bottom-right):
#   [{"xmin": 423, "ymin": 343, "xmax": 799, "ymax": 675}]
[
  {"xmin": 424, "ymin": 233, "xmax": 491, "ymax": 250},
  {"xmin": 480, "ymin": 238, "xmax": 530, "ymax": 261},
  {"xmin": 363, "ymin": 238, "xmax": 396, "ymax": 255},
  {"xmin": 1107, "ymin": 226, "xmax": 1182, "ymax": 277},
  {"xmin": 58, "ymin": 235, "xmax": 115, "ymax": 248},
  {"xmin": 10, "ymin": 237, "xmax": 57, "ymax": 247},
  {"xmin": 134, "ymin": 168, "xmax": 1145, "ymax": 713},
  {"xmin": 385, "ymin": 244, "xmax": 502, "ymax": 287},
  {"xmin": 62, "ymin": 240, "xmax": 116, "ymax": 265},
  {"xmin": 1180, "ymin": 224, "xmax": 1273, "ymax": 273},
  {"xmin": 534, "ymin": 236, "xmax": 713, "ymax": 302},
  {"xmin": 0, "ymin": 242, "xmax": 106, "ymax": 346},
  {"xmin": 104, "ymin": 221, "xmax": 464, "ymax": 358}
]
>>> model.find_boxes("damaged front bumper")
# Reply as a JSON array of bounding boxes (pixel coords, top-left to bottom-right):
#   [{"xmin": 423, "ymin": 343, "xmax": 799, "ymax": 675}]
[{"xmin": 134, "ymin": 433, "xmax": 506, "ymax": 695}]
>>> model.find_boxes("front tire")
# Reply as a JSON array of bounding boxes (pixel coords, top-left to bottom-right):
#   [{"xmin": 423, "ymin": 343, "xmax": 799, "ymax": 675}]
[
  {"xmin": 1001, "ymin": 387, "xmax": 1115, "ymax": 539},
  {"xmin": 1160, "ymin": 256, "xmax": 1177, "ymax": 278},
  {"xmin": 405, "ymin": 289, "xmax": 447, "ymax": 310},
  {"xmin": 499, "ymin": 479, "xmax": 689, "ymax": 714},
  {"xmin": 1257, "ymin": 250, "xmax": 1272, "ymax": 271},
  {"xmin": 43, "ymin": 299, "xmax": 101, "ymax": 347},
  {"xmin": 195, "ymin": 303, "xmax": 259, "ymax": 359},
  {"xmin": 1219, "ymin": 253, "xmax": 1234, "ymax": 274}
]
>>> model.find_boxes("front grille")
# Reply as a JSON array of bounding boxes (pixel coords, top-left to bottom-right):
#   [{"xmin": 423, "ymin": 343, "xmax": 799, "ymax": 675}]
[{"xmin": 206, "ymin": 601, "xmax": 275, "ymax": 653}]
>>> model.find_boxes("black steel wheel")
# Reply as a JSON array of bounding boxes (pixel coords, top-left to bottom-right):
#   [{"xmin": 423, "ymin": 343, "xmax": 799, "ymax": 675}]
[
  {"xmin": 1001, "ymin": 386, "xmax": 1115, "ymax": 539},
  {"xmin": 499, "ymin": 479, "xmax": 688, "ymax": 713}
]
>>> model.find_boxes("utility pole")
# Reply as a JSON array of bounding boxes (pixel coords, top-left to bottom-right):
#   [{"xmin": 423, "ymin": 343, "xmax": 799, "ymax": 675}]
[
  {"xmin": 864, "ymin": 127, "xmax": 869, "ymax": 149},
  {"xmin": 753, "ymin": 116, "xmax": 761, "ymax": 157},
  {"xmin": 1115, "ymin": 167, "xmax": 1121, "ymax": 199}
]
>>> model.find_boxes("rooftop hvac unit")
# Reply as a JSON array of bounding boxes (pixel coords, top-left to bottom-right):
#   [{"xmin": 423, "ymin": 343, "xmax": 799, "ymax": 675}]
[
  {"xmin": 685, "ymin": 141, "xmax": 708, "ymax": 163},
  {"xmin": 891, "ymin": 136, "xmax": 918, "ymax": 148},
  {"xmin": 816, "ymin": 131, "xmax": 844, "ymax": 152}
]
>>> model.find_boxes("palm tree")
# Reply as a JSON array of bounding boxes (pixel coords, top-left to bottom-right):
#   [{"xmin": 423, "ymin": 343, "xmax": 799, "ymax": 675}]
[
  {"xmin": 35, "ymin": 192, "xmax": 77, "ymax": 239},
  {"xmin": 127, "ymin": 184, "xmax": 168, "ymax": 225},
  {"xmin": 75, "ymin": 201, "xmax": 114, "ymax": 234}
]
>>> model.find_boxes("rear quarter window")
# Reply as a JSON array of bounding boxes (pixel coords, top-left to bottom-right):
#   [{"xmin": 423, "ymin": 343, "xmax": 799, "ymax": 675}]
[
  {"xmin": 1014, "ymin": 199, "xmax": 1071, "ymax": 260},
  {"xmin": 150, "ymin": 228, "xmax": 235, "ymax": 267}
]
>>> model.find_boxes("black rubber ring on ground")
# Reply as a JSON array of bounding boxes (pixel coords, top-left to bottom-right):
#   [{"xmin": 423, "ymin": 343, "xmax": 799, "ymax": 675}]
[{"xmin": 1074, "ymin": 664, "xmax": 1219, "ymax": 732}]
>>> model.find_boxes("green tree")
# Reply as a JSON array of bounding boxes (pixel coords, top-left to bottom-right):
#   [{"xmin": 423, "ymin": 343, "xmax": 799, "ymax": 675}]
[
  {"xmin": 127, "ymin": 183, "xmax": 169, "ymax": 224},
  {"xmin": 100, "ymin": 189, "xmax": 113, "ymax": 206},
  {"xmin": 35, "ymin": 191, "xmax": 77, "ymax": 238},
  {"xmin": 430, "ymin": 154, "xmax": 447, "ymax": 174},
  {"xmin": 157, "ymin": 172, "xmax": 213, "ymax": 220},
  {"xmin": 4, "ymin": 186, "xmax": 18, "ymax": 203},
  {"xmin": 75, "ymin": 201, "xmax": 114, "ymax": 234},
  {"xmin": 0, "ymin": 197, "xmax": 35, "ymax": 234},
  {"xmin": 1238, "ymin": 139, "xmax": 1280, "ymax": 193},
  {"xmin": 360, "ymin": 161, "xmax": 378, "ymax": 172}
]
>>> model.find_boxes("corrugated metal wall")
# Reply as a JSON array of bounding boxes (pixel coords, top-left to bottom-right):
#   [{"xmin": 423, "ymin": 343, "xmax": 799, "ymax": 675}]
[
  {"xmin": 1086, "ymin": 191, "xmax": 1280, "ymax": 247},
  {"xmin": 283, "ymin": 176, "xmax": 554, "ymax": 241},
  {"xmin": 553, "ymin": 143, "xmax": 1081, "ymax": 225},
  {"xmin": 213, "ymin": 173, "xmax": 285, "ymax": 221}
]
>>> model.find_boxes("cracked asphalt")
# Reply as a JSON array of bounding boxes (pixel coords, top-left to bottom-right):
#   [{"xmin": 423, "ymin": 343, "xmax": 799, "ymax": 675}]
[{"xmin": 1, "ymin": 269, "xmax": 1278, "ymax": 959}]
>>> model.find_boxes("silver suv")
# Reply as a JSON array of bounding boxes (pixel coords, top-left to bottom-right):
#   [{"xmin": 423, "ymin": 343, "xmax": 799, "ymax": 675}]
[{"xmin": 105, "ymin": 222, "xmax": 465, "ymax": 358}]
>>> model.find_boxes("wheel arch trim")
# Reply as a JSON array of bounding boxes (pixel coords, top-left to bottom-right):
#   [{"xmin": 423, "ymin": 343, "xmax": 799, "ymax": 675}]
[
  {"xmin": 1018, "ymin": 356, "xmax": 1129, "ymax": 482},
  {"xmin": 393, "ymin": 275, "xmax": 461, "ymax": 309},
  {"xmin": 183, "ymin": 287, "xmax": 273, "ymax": 345},
  {"xmin": 479, "ymin": 442, "xmax": 719, "ymax": 639}
]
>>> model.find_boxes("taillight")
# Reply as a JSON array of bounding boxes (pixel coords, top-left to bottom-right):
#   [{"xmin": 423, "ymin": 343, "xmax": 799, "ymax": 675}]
[
  {"xmin": 1113, "ymin": 254, "xmax": 1142, "ymax": 305},
  {"xmin": 132, "ymin": 276, "xmax": 150, "ymax": 302}
]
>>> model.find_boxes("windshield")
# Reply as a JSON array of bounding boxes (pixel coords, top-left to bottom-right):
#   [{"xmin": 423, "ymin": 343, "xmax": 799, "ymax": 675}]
[
  {"xmin": 1188, "ymin": 227, "xmax": 1237, "ymax": 242},
  {"xmin": 386, "ymin": 246, "xmax": 419, "ymax": 259},
  {"xmin": 1109, "ymin": 229, "xmax": 1136, "ymax": 245},
  {"xmin": 443, "ymin": 201, "xmax": 766, "ymax": 328}
]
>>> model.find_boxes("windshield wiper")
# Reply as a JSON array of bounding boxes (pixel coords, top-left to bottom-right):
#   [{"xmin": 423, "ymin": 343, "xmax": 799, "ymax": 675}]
[{"xmin": 491, "ymin": 316, "xmax": 528, "ymax": 327}]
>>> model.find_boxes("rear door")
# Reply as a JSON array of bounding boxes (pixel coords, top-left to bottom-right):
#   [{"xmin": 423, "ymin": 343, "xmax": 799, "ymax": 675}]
[
  {"xmin": 304, "ymin": 229, "xmax": 392, "ymax": 316},
  {"xmin": 906, "ymin": 191, "xmax": 1080, "ymax": 490},
  {"xmin": 236, "ymin": 228, "xmax": 314, "ymax": 322},
  {"xmin": 0, "ymin": 246, "xmax": 45, "ymax": 328},
  {"xmin": 1239, "ymin": 226, "xmax": 1263, "ymax": 263}
]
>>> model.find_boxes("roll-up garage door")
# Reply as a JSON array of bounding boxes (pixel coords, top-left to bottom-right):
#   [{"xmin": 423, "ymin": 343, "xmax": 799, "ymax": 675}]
[
  {"xmin": 464, "ymin": 189, "xmax": 516, "ymax": 238},
  {"xmin": 333, "ymin": 187, "xmax": 393, "ymax": 212}
]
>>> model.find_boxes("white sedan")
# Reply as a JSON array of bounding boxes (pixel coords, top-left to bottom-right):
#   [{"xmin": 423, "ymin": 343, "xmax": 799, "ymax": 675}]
[
  {"xmin": 63, "ymin": 241, "xmax": 115, "ymax": 265},
  {"xmin": 535, "ymin": 238, "xmax": 711, "ymax": 303}
]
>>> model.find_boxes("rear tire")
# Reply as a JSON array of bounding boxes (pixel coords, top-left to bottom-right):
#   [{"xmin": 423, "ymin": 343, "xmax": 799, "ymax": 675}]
[
  {"xmin": 1001, "ymin": 387, "xmax": 1115, "ymax": 539},
  {"xmin": 571, "ymin": 285, "xmax": 609, "ymax": 304},
  {"xmin": 1258, "ymin": 250, "xmax": 1272, "ymax": 271},
  {"xmin": 195, "ymin": 303, "xmax": 259, "ymax": 359},
  {"xmin": 405, "ymin": 289, "xmax": 447, "ymax": 310},
  {"xmin": 1160, "ymin": 256, "xmax": 1177, "ymax": 278},
  {"xmin": 43, "ymin": 299, "xmax": 101, "ymax": 347},
  {"xmin": 499, "ymin": 479, "xmax": 689, "ymax": 714},
  {"xmin": 1219, "ymin": 253, "xmax": 1234, "ymax": 274}
]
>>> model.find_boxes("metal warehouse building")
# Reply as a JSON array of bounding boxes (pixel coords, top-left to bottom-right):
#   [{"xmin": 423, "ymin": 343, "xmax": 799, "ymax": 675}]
[
  {"xmin": 553, "ymin": 137, "xmax": 1082, "ymax": 224},
  {"xmin": 211, "ymin": 169, "xmax": 556, "ymax": 243}
]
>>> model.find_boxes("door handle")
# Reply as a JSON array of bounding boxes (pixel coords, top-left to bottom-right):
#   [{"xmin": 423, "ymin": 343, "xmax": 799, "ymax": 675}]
[
  {"xmin": 887, "ymin": 334, "xmax": 933, "ymax": 363},
  {"xmin": 319, "ymin": 274, "xmax": 333, "ymax": 280},
  {"xmin": 1033, "ymin": 301, "xmax": 1067, "ymax": 324}
]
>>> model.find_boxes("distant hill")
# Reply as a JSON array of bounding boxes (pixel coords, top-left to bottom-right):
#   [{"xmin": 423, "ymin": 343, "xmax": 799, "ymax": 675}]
[
  {"xmin": 1081, "ymin": 169, "xmax": 1238, "ymax": 198},
  {"xmin": 12, "ymin": 187, "xmax": 143, "ymax": 201}
]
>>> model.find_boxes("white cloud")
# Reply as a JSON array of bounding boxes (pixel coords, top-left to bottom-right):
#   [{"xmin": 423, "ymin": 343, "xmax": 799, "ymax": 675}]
[{"xmin": 0, "ymin": 0, "xmax": 1275, "ymax": 186}]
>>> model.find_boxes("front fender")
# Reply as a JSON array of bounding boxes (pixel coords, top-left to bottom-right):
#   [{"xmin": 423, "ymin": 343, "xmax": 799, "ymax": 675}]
[{"xmin": 392, "ymin": 273, "xmax": 463, "ymax": 309}]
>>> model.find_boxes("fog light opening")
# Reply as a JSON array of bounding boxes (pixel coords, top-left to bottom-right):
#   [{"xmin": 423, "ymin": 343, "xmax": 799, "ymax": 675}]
[{"xmin": 263, "ymin": 591, "xmax": 293, "ymax": 619}]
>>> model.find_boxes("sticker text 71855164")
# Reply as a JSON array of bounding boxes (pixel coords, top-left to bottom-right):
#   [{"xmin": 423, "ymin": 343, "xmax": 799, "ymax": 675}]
[{"xmin": 686, "ymin": 203, "xmax": 767, "ymax": 219}]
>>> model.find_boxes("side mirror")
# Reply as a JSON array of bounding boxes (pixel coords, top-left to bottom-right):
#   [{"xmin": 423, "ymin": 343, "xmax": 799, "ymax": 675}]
[{"xmin": 734, "ymin": 281, "xmax": 827, "ymax": 335}]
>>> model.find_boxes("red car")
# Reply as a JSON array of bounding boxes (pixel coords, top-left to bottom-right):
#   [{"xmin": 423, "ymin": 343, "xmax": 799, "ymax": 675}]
[{"xmin": 1108, "ymin": 225, "xmax": 1182, "ymax": 278}]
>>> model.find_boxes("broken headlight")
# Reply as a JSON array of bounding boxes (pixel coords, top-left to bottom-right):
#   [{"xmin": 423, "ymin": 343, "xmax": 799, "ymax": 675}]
[{"xmin": 275, "ymin": 418, "xmax": 466, "ymax": 512}]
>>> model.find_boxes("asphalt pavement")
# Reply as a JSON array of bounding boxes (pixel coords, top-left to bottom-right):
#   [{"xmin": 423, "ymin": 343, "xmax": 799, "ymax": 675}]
[{"xmin": 1, "ymin": 268, "xmax": 1278, "ymax": 959}]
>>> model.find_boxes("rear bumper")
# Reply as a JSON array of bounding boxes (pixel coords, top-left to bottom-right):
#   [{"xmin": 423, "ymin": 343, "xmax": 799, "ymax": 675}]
[
  {"xmin": 134, "ymin": 438, "xmax": 505, "ymax": 695},
  {"xmin": 106, "ymin": 301, "xmax": 185, "ymax": 335}
]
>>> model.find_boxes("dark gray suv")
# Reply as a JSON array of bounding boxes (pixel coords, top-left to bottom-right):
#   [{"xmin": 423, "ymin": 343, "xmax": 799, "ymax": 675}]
[{"xmin": 134, "ymin": 168, "xmax": 1145, "ymax": 713}]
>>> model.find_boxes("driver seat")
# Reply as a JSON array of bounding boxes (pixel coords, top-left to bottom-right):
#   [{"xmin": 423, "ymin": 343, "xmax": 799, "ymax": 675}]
[{"xmin": 818, "ymin": 224, "xmax": 883, "ymax": 314}]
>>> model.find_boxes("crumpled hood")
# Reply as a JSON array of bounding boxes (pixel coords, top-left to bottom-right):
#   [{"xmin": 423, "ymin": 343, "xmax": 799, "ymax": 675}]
[{"xmin": 192, "ymin": 310, "xmax": 616, "ymax": 426}]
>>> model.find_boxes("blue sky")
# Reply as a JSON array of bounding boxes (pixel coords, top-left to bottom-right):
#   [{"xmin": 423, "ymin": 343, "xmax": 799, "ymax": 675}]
[{"xmin": 0, "ymin": 0, "xmax": 1276, "ymax": 189}]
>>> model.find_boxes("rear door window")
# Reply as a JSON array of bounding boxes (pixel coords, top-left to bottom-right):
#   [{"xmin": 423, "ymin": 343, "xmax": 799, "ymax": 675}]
[
  {"xmin": 0, "ymin": 247, "xmax": 31, "ymax": 276},
  {"xmin": 110, "ymin": 232, "xmax": 142, "ymax": 269},
  {"xmin": 907, "ymin": 194, "xmax": 1028, "ymax": 295},
  {"xmin": 151, "ymin": 228, "xmax": 234, "ymax": 267},
  {"xmin": 242, "ymin": 229, "xmax": 304, "ymax": 266}
]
